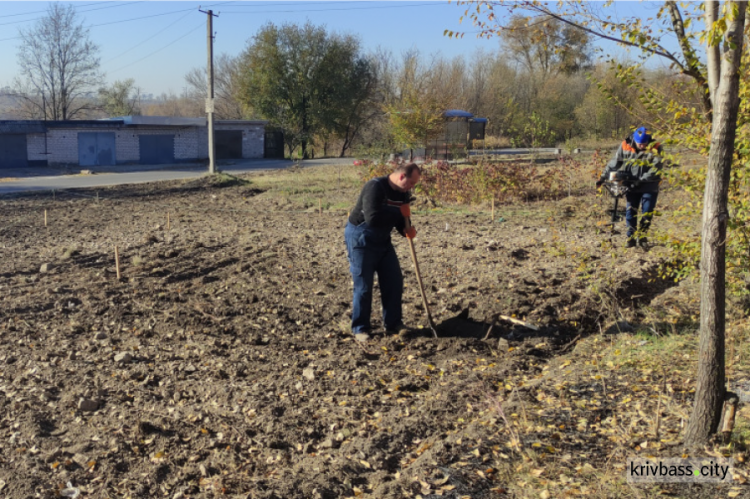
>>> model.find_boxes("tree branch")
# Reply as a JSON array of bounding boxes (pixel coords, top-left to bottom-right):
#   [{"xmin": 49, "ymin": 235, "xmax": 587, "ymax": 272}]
[
  {"xmin": 517, "ymin": 2, "xmax": 691, "ymax": 74},
  {"xmin": 705, "ymin": 0, "xmax": 721, "ymax": 108},
  {"xmin": 666, "ymin": 1, "xmax": 712, "ymax": 119}
]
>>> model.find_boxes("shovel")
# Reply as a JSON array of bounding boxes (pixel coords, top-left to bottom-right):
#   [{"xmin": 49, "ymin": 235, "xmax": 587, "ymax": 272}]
[{"xmin": 404, "ymin": 216, "xmax": 439, "ymax": 338}]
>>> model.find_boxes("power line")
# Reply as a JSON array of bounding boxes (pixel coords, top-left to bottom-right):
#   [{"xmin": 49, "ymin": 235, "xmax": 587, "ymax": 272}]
[
  {"xmin": 0, "ymin": 2, "xmax": 229, "ymax": 44},
  {"xmin": 0, "ymin": 2, "xmax": 144, "ymax": 28},
  {"xmin": 232, "ymin": 0, "xmax": 414, "ymax": 7},
  {"xmin": 88, "ymin": 7, "xmax": 197, "ymax": 29},
  {"xmin": 0, "ymin": 2, "xmax": 108, "ymax": 19},
  {"xmin": 107, "ymin": 21, "xmax": 206, "ymax": 74},
  {"xmin": 220, "ymin": 2, "xmax": 447, "ymax": 14},
  {"xmin": 101, "ymin": 10, "xmax": 194, "ymax": 64},
  {"xmin": 0, "ymin": 0, "xmax": 244, "ymax": 42}
]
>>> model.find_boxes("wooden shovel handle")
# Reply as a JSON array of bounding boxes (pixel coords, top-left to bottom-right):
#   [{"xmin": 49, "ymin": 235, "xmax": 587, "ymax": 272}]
[{"xmin": 404, "ymin": 216, "xmax": 438, "ymax": 337}]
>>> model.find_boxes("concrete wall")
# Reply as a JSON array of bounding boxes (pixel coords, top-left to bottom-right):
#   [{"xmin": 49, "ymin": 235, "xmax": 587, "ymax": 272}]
[
  {"xmin": 25, "ymin": 122, "xmax": 265, "ymax": 166},
  {"xmin": 115, "ymin": 127, "xmax": 204, "ymax": 163},
  {"xmin": 27, "ymin": 133, "xmax": 47, "ymax": 163},
  {"xmin": 215, "ymin": 123, "xmax": 265, "ymax": 159},
  {"xmin": 46, "ymin": 128, "xmax": 82, "ymax": 165},
  {"xmin": 175, "ymin": 127, "xmax": 203, "ymax": 160}
]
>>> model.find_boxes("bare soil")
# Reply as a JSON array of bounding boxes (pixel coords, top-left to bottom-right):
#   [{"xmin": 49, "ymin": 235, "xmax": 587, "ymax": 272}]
[{"xmin": 0, "ymin": 169, "xmax": 743, "ymax": 498}]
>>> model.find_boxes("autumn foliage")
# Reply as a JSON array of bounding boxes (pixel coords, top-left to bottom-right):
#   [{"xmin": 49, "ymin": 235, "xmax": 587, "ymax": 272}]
[{"xmin": 360, "ymin": 154, "xmax": 603, "ymax": 205}]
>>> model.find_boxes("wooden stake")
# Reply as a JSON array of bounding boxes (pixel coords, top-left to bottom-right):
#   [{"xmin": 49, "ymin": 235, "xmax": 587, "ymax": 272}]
[
  {"xmin": 44, "ymin": 209, "xmax": 47, "ymax": 227},
  {"xmin": 491, "ymin": 198, "xmax": 495, "ymax": 223},
  {"xmin": 114, "ymin": 246, "xmax": 121, "ymax": 280},
  {"xmin": 482, "ymin": 318, "xmax": 497, "ymax": 341},
  {"xmin": 721, "ymin": 393, "xmax": 739, "ymax": 443},
  {"xmin": 497, "ymin": 314, "xmax": 539, "ymax": 331},
  {"xmin": 654, "ymin": 394, "xmax": 662, "ymax": 439},
  {"xmin": 167, "ymin": 211, "xmax": 171, "ymax": 230},
  {"xmin": 318, "ymin": 198, "xmax": 322, "ymax": 215}
]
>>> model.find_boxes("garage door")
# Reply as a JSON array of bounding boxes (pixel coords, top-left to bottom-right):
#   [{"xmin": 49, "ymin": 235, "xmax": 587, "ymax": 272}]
[
  {"xmin": 215, "ymin": 130, "xmax": 243, "ymax": 160},
  {"xmin": 78, "ymin": 132, "xmax": 115, "ymax": 166},
  {"xmin": 139, "ymin": 135, "xmax": 175, "ymax": 164},
  {"xmin": 0, "ymin": 134, "xmax": 28, "ymax": 169}
]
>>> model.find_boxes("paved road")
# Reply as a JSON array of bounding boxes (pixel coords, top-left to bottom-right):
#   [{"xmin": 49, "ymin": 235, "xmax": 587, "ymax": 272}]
[
  {"xmin": 0, "ymin": 158, "xmax": 353, "ymax": 195},
  {"xmin": 468, "ymin": 148, "xmax": 565, "ymax": 156}
]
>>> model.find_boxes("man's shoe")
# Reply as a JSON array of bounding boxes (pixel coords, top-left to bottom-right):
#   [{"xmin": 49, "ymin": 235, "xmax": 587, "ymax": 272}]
[
  {"xmin": 385, "ymin": 323, "xmax": 412, "ymax": 336},
  {"xmin": 626, "ymin": 237, "xmax": 637, "ymax": 248},
  {"xmin": 638, "ymin": 236, "xmax": 648, "ymax": 247}
]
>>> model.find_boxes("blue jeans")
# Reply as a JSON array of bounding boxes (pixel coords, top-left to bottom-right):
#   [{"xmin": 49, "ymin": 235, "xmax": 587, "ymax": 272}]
[
  {"xmin": 625, "ymin": 191, "xmax": 658, "ymax": 238},
  {"xmin": 344, "ymin": 222, "xmax": 403, "ymax": 333}
]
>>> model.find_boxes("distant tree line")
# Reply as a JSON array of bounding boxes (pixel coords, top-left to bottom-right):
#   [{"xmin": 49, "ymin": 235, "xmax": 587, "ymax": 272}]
[{"xmin": 1, "ymin": 4, "xmax": 698, "ymax": 157}]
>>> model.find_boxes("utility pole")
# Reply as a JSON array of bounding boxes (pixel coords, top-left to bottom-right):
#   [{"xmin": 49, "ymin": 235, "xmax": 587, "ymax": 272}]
[{"xmin": 199, "ymin": 8, "xmax": 218, "ymax": 174}]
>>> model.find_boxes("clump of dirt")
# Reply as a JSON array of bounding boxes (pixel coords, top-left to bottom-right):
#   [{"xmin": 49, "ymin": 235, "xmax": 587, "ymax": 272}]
[{"xmin": 0, "ymin": 174, "xmax": 680, "ymax": 498}]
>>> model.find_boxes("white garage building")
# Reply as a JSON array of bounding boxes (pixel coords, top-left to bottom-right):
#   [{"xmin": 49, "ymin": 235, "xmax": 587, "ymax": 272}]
[{"xmin": 0, "ymin": 116, "xmax": 268, "ymax": 169}]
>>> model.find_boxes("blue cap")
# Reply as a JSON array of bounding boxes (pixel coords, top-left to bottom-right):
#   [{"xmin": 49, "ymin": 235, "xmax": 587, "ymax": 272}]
[{"xmin": 633, "ymin": 127, "xmax": 652, "ymax": 145}]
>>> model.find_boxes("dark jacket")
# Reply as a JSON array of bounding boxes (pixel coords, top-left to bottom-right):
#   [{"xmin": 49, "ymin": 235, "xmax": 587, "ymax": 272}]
[
  {"xmin": 348, "ymin": 176, "xmax": 409, "ymax": 236},
  {"xmin": 600, "ymin": 137, "xmax": 664, "ymax": 193}
]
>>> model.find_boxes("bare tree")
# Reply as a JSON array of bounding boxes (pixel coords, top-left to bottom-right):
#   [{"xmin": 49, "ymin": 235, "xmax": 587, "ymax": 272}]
[
  {"xmin": 13, "ymin": 3, "xmax": 102, "ymax": 120},
  {"xmin": 185, "ymin": 53, "xmax": 245, "ymax": 120}
]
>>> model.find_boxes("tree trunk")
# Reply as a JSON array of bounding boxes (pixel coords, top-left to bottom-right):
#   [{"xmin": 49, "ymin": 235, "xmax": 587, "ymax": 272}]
[
  {"xmin": 340, "ymin": 127, "xmax": 352, "ymax": 157},
  {"xmin": 685, "ymin": 0, "xmax": 747, "ymax": 446},
  {"xmin": 301, "ymin": 95, "xmax": 309, "ymax": 159}
]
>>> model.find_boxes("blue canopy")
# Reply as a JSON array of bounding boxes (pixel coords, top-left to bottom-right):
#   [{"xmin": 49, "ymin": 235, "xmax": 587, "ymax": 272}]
[
  {"xmin": 443, "ymin": 109, "xmax": 474, "ymax": 118},
  {"xmin": 472, "ymin": 117, "xmax": 488, "ymax": 123}
]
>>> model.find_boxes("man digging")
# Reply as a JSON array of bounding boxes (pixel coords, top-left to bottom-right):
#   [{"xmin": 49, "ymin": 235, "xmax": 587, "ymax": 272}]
[
  {"xmin": 344, "ymin": 163, "xmax": 420, "ymax": 341},
  {"xmin": 596, "ymin": 126, "xmax": 664, "ymax": 248}
]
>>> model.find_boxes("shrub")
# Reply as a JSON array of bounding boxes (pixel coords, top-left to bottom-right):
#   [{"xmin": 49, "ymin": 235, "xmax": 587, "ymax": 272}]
[{"xmin": 360, "ymin": 155, "xmax": 599, "ymax": 205}]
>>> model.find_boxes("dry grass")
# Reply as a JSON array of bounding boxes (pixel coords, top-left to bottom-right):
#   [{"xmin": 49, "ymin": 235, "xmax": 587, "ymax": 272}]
[
  {"xmin": 477, "ymin": 325, "xmax": 750, "ymax": 498},
  {"xmin": 244, "ymin": 163, "xmax": 363, "ymax": 211}
]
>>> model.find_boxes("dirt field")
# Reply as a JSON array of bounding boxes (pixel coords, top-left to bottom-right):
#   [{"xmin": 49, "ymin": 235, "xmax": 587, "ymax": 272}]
[{"xmin": 0, "ymin": 165, "xmax": 747, "ymax": 498}]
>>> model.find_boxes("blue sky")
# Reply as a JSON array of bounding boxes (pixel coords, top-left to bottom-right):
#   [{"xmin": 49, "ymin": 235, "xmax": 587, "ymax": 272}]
[{"xmin": 0, "ymin": 1, "xmax": 686, "ymax": 97}]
